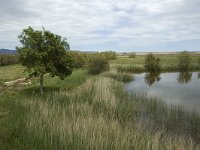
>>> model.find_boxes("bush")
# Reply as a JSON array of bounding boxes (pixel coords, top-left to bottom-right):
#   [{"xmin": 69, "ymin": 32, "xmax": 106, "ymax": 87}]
[
  {"xmin": 88, "ymin": 57, "xmax": 110, "ymax": 74},
  {"xmin": 178, "ymin": 51, "xmax": 191, "ymax": 71},
  {"xmin": 128, "ymin": 52, "xmax": 136, "ymax": 58},
  {"xmin": 100, "ymin": 51, "xmax": 117, "ymax": 60},
  {"xmin": 66, "ymin": 51, "xmax": 87, "ymax": 68},
  {"xmin": 144, "ymin": 53, "xmax": 161, "ymax": 71}
]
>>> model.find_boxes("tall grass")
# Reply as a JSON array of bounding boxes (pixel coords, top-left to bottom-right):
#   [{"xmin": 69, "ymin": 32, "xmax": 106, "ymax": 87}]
[
  {"xmin": 13, "ymin": 77, "xmax": 200, "ymax": 149},
  {"xmin": 103, "ymin": 72, "xmax": 133, "ymax": 82},
  {"xmin": 116, "ymin": 64, "xmax": 200, "ymax": 73}
]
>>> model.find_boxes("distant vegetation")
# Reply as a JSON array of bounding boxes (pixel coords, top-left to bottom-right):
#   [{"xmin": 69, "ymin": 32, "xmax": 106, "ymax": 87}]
[
  {"xmin": 114, "ymin": 52, "xmax": 200, "ymax": 73},
  {"xmin": 144, "ymin": 53, "xmax": 161, "ymax": 72},
  {"xmin": 128, "ymin": 52, "xmax": 136, "ymax": 58},
  {"xmin": 178, "ymin": 51, "xmax": 191, "ymax": 71},
  {"xmin": 100, "ymin": 51, "xmax": 117, "ymax": 60},
  {"xmin": 0, "ymin": 54, "xmax": 18, "ymax": 66}
]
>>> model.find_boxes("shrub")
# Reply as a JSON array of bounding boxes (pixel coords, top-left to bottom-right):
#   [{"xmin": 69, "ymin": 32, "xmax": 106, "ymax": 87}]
[
  {"xmin": 100, "ymin": 51, "xmax": 117, "ymax": 60},
  {"xmin": 144, "ymin": 53, "xmax": 161, "ymax": 71},
  {"xmin": 88, "ymin": 57, "xmax": 109, "ymax": 74},
  {"xmin": 128, "ymin": 52, "xmax": 136, "ymax": 58},
  {"xmin": 178, "ymin": 51, "xmax": 191, "ymax": 71},
  {"xmin": 67, "ymin": 51, "xmax": 87, "ymax": 68}
]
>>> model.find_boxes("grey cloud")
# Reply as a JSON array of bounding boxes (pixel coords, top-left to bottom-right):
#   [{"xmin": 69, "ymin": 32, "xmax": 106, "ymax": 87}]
[{"xmin": 0, "ymin": 0, "xmax": 200, "ymax": 50}]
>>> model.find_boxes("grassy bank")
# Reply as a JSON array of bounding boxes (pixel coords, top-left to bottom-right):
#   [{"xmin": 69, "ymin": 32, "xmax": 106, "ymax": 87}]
[
  {"xmin": 111, "ymin": 54, "xmax": 200, "ymax": 73},
  {"xmin": 1, "ymin": 64, "xmax": 200, "ymax": 149},
  {"xmin": 115, "ymin": 64, "xmax": 200, "ymax": 73},
  {"xmin": 1, "ymin": 77, "xmax": 200, "ymax": 149},
  {"xmin": 0, "ymin": 65, "xmax": 91, "ymax": 149}
]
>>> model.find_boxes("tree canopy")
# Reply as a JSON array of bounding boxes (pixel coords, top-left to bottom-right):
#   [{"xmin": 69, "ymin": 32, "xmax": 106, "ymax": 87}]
[
  {"xmin": 17, "ymin": 26, "xmax": 74, "ymax": 94},
  {"xmin": 144, "ymin": 53, "xmax": 161, "ymax": 72}
]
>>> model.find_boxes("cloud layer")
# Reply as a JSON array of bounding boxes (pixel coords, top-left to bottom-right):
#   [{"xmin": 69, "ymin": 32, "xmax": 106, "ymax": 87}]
[{"xmin": 0, "ymin": 0, "xmax": 200, "ymax": 51}]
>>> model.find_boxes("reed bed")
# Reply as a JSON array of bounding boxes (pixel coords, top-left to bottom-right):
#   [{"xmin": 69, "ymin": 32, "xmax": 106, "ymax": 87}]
[
  {"xmin": 103, "ymin": 72, "xmax": 133, "ymax": 82},
  {"xmin": 116, "ymin": 64, "xmax": 200, "ymax": 73}
]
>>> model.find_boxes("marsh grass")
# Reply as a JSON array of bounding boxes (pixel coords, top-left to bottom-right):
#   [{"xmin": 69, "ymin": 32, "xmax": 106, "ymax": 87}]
[
  {"xmin": 116, "ymin": 64, "xmax": 145, "ymax": 73},
  {"xmin": 103, "ymin": 72, "xmax": 133, "ymax": 82},
  {"xmin": 116, "ymin": 64, "xmax": 200, "ymax": 73},
  {"xmin": 13, "ymin": 77, "xmax": 200, "ymax": 149}
]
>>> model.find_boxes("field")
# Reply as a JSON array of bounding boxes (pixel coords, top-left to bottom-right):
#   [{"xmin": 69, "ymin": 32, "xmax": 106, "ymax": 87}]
[
  {"xmin": 113, "ymin": 53, "xmax": 200, "ymax": 65},
  {"xmin": 111, "ymin": 54, "xmax": 200, "ymax": 72},
  {"xmin": 1, "ymin": 54, "xmax": 200, "ymax": 149}
]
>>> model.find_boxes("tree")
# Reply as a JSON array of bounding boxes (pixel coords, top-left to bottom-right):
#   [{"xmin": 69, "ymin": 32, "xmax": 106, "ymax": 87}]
[
  {"xmin": 17, "ymin": 27, "xmax": 74, "ymax": 94},
  {"xmin": 178, "ymin": 51, "xmax": 191, "ymax": 71},
  {"xmin": 144, "ymin": 53, "xmax": 161, "ymax": 72}
]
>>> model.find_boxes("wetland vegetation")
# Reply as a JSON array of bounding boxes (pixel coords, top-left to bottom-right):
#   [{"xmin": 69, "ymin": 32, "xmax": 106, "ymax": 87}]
[{"xmin": 1, "ymin": 27, "xmax": 200, "ymax": 150}]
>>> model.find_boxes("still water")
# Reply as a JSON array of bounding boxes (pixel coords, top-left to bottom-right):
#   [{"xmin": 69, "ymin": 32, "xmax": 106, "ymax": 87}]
[{"xmin": 125, "ymin": 72, "xmax": 200, "ymax": 112}]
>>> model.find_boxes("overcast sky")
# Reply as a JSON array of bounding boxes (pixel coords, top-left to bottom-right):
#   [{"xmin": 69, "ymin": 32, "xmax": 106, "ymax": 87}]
[{"xmin": 0, "ymin": 0, "xmax": 200, "ymax": 52}]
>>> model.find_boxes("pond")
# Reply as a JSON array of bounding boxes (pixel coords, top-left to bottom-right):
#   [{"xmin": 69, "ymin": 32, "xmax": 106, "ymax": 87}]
[{"xmin": 125, "ymin": 72, "xmax": 200, "ymax": 113}]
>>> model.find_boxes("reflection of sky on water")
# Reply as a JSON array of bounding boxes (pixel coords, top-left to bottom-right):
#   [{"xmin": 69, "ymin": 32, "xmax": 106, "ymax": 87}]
[{"xmin": 125, "ymin": 72, "xmax": 200, "ymax": 113}]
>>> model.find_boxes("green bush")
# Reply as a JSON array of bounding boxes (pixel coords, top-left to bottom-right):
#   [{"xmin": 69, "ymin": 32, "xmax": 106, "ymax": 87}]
[
  {"xmin": 100, "ymin": 51, "xmax": 117, "ymax": 60},
  {"xmin": 128, "ymin": 52, "xmax": 136, "ymax": 58},
  {"xmin": 144, "ymin": 53, "xmax": 161, "ymax": 71},
  {"xmin": 67, "ymin": 51, "xmax": 87, "ymax": 68},
  {"xmin": 178, "ymin": 51, "xmax": 191, "ymax": 71},
  {"xmin": 88, "ymin": 57, "xmax": 110, "ymax": 74}
]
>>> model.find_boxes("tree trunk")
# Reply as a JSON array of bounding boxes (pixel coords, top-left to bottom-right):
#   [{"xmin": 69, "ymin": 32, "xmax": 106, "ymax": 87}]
[{"xmin": 40, "ymin": 75, "xmax": 44, "ymax": 94}]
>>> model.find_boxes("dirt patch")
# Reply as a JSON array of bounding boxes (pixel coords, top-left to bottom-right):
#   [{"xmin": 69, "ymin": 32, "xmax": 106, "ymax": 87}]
[{"xmin": 4, "ymin": 78, "xmax": 31, "ymax": 87}]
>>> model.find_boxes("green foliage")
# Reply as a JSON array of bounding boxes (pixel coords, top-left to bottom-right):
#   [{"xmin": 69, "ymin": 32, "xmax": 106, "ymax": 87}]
[
  {"xmin": 16, "ymin": 26, "xmax": 74, "ymax": 93},
  {"xmin": 0, "ymin": 55, "xmax": 18, "ymax": 66},
  {"xmin": 145, "ymin": 72, "xmax": 161, "ymax": 86},
  {"xmin": 144, "ymin": 53, "xmax": 161, "ymax": 71},
  {"xmin": 67, "ymin": 51, "xmax": 88, "ymax": 68},
  {"xmin": 128, "ymin": 52, "xmax": 136, "ymax": 58},
  {"xmin": 100, "ymin": 51, "xmax": 117, "ymax": 60},
  {"xmin": 178, "ymin": 51, "xmax": 191, "ymax": 71},
  {"xmin": 88, "ymin": 57, "xmax": 109, "ymax": 74},
  {"xmin": 178, "ymin": 71, "xmax": 192, "ymax": 84},
  {"xmin": 103, "ymin": 72, "xmax": 133, "ymax": 82}
]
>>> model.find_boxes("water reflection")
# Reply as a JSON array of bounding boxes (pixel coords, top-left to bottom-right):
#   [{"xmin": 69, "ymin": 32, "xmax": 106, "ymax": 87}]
[
  {"xmin": 125, "ymin": 72, "xmax": 200, "ymax": 113},
  {"xmin": 177, "ymin": 71, "xmax": 192, "ymax": 84},
  {"xmin": 198, "ymin": 73, "xmax": 200, "ymax": 79},
  {"xmin": 145, "ymin": 72, "xmax": 161, "ymax": 86}
]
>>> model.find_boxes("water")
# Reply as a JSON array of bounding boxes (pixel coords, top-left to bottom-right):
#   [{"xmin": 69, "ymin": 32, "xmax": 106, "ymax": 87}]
[{"xmin": 125, "ymin": 72, "xmax": 200, "ymax": 112}]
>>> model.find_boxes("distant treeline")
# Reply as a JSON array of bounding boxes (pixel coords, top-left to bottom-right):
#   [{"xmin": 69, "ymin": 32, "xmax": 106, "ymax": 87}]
[
  {"xmin": 0, "ymin": 54, "xmax": 18, "ymax": 66},
  {"xmin": 0, "ymin": 51, "xmax": 117, "ymax": 67},
  {"xmin": 67, "ymin": 51, "xmax": 117, "ymax": 68}
]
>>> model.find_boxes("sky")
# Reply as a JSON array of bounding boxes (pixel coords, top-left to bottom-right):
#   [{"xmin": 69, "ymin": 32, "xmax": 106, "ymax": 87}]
[{"xmin": 0, "ymin": 0, "xmax": 200, "ymax": 52}]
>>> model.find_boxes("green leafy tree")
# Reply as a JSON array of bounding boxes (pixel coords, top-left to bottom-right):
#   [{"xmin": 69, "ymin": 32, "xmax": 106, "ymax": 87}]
[
  {"xmin": 17, "ymin": 27, "xmax": 74, "ymax": 94},
  {"xmin": 178, "ymin": 51, "xmax": 191, "ymax": 71},
  {"xmin": 144, "ymin": 53, "xmax": 161, "ymax": 71}
]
